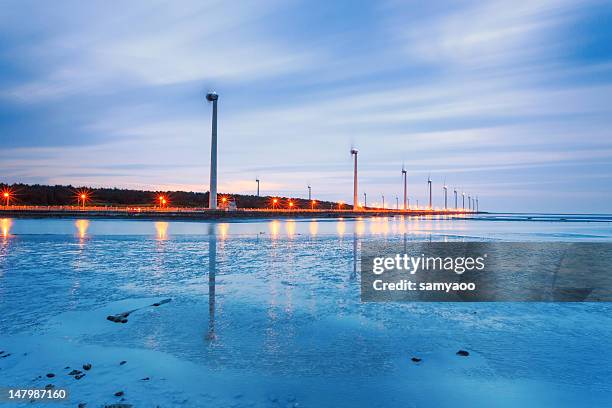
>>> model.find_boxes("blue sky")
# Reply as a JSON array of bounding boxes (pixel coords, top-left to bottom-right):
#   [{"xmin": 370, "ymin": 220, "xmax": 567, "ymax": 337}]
[{"xmin": 1, "ymin": 0, "xmax": 611, "ymax": 212}]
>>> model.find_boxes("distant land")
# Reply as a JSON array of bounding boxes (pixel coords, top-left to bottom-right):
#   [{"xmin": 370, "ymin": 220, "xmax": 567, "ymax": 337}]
[{"xmin": 0, "ymin": 183, "xmax": 338, "ymax": 209}]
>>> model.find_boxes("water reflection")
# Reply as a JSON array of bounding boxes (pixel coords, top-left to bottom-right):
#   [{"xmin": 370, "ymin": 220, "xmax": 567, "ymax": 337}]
[
  {"xmin": 309, "ymin": 220, "xmax": 318, "ymax": 237},
  {"xmin": 75, "ymin": 219, "xmax": 89, "ymax": 239},
  {"xmin": 269, "ymin": 220, "xmax": 280, "ymax": 238},
  {"xmin": 155, "ymin": 222, "xmax": 169, "ymax": 240},
  {"xmin": 336, "ymin": 219, "xmax": 345, "ymax": 237},
  {"xmin": 1, "ymin": 218, "xmax": 12, "ymax": 239},
  {"xmin": 352, "ymin": 233, "xmax": 358, "ymax": 280},
  {"xmin": 206, "ymin": 223, "xmax": 217, "ymax": 341},
  {"xmin": 285, "ymin": 220, "xmax": 296, "ymax": 238}
]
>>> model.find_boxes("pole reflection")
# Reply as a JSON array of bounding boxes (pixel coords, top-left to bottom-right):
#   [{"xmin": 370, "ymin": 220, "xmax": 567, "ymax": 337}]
[
  {"xmin": 351, "ymin": 232, "xmax": 358, "ymax": 280},
  {"xmin": 206, "ymin": 223, "xmax": 217, "ymax": 341}
]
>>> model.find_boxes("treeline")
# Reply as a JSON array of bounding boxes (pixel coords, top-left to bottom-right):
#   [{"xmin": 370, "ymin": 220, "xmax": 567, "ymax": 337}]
[{"xmin": 0, "ymin": 183, "xmax": 338, "ymax": 209}]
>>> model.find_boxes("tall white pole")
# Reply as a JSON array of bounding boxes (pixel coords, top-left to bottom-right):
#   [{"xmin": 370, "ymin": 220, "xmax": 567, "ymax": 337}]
[
  {"xmin": 256, "ymin": 178, "xmax": 260, "ymax": 197},
  {"xmin": 351, "ymin": 149, "xmax": 358, "ymax": 210},
  {"xmin": 402, "ymin": 167, "xmax": 407, "ymax": 210},
  {"xmin": 428, "ymin": 177, "xmax": 432, "ymax": 209},
  {"xmin": 206, "ymin": 92, "xmax": 219, "ymax": 209},
  {"xmin": 444, "ymin": 186, "xmax": 448, "ymax": 209}
]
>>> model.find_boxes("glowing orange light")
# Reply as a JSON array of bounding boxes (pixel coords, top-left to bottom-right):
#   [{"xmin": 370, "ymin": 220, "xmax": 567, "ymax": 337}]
[
  {"xmin": 338, "ymin": 201, "xmax": 344, "ymax": 210},
  {"xmin": 288, "ymin": 201, "xmax": 294, "ymax": 207},
  {"xmin": 222, "ymin": 197, "xmax": 227, "ymax": 202},
  {"xmin": 2, "ymin": 190, "xmax": 10, "ymax": 206},
  {"xmin": 273, "ymin": 199, "xmax": 278, "ymax": 203}
]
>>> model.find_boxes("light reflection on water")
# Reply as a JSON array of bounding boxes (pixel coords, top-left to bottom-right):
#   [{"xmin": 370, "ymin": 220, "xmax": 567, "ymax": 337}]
[
  {"xmin": 75, "ymin": 219, "xmax": 89, "ymax": 239},
  {"xmin": 1, "ymin": 218, "xmax": 12, "ymax": 238},
  {"xmin": 154, "ymin": 221, "xmax": 169, "ymax": 240},
  {"xmin": 0, "ymin": 214, "xmax": 610, "ymax": 241}
]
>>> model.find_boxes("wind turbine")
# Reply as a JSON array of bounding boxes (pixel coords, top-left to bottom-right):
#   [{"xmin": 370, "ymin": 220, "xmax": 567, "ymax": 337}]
[
  {"xmin": 443, "ymin": 178, "xmax": 448, "ymax": 210},
  {"xmin": 382, "ymin": 194, "xmax": 385, "ymax": 209},
  {"xmin": 476, "ymin": 197, "xmax": 479, "ymax": 212},
  {"xmin": 206, "ymin": 91, "xmax": 219, "ymax": 209},
  {"xmin": 454, "ymin": 188, "xmax": 458, "ymax": 209},
  {"xmin": 462, "ymin": 191, "xmax": 465, "ymax": 210},
  {"xmin": 427, "ymin": 175, "xmax": 432, "ymax": 209},
  {"xmin": 308, "ymin": 185, "xmax": 311, "ymax": 201},
  {"xmin": 256, "ymin": 178, "xmax": 260, "ymax": 197},
  {"xmin": 351, "ymin": 148, "xmax": 359, "ymax": 211},
  {"xmin": 402, "ymin": 165, "xmax": 407, "ymax": 210},
  {"xmin": 363, "ymin": 192, "xmax": 367, "ymax": 208},
  {"xmin": 468, "ymin": 195, "xmax": 472, "ymax": 211},
  {"xmin": 395, "ymin": 195, "xmax": 399, "ymax": 210}
]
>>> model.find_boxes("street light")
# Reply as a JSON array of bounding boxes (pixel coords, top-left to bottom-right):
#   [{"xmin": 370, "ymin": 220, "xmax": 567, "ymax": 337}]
[
  {"xmin": 311, "ymin": 200, "xmax": 316, "ymax": 210},
  {"xmin": 80, "ymin": 193, "xmax": 87, "ymax": 209},
  {"xmin": 288, "ymin": 200, "xmax": 294, "ymax": 209},
  {"xmin": 272, "ymin": 198, "xmax": 278, "ymax": 209},
  {"xmin": 3, "ymin": 191, "xmax": 10, "ymax": 207}
]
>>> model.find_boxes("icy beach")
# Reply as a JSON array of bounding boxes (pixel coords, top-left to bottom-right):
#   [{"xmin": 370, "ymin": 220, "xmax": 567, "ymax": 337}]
[{"xmin": 1, "ymin": 215, "xmax": 611, "ymax": 407}]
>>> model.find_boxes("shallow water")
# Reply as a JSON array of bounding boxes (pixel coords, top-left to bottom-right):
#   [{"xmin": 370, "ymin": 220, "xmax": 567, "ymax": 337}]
[{"xmin": 0, "ymin": 215, "xmax": 611, "ymax": 407}]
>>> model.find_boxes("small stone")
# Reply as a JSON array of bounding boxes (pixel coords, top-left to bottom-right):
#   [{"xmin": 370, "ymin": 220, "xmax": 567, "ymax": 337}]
[
  {"xmin": 83, "ymin": 363, "xmax": 92, "ymax": 371},
  {"xmin": 69, "ymin": 369, "xmax": 82, "ymax": 376},
  {"xmin": 411, "ymin": 357, "xmax": 422, "ymax": 363},
  {"xmin": 107, "ymin": 316, "xmax": 118, "ymax": 322},
  {"xmin": 44, "ymin": 384, "xmax": 54, "ymax": 390},
  {"xmin": 78, "ymin": 403, "xmax": 87, "ymax": 408},
  {"xmin": 46, "ymin": 373, "xmax": 55, "ymax": 378},
  {"xmin": 456, "ymin": 350, "xmax": 470, "ymax": 357},
  {"xmin": 141, "ymin": 377, "xmax": 150, "ymax": 381},
  {"xmin": 64, "ymin": 366, "xmax": 70, "ymax": 369},
  {"xmin": 119, "ymin": 318, "xmax": 128, "ymax": 323},
  {"xmin": 114, "ymin": 391, "xmax": 124, "ymax": 397},
  {"xmin": 119, "ymin": 360, "xmax": 127, "ymax": 365},
  {"xmin": 75, "ymin": 373, "xmax": 86, "ymax": 380}
]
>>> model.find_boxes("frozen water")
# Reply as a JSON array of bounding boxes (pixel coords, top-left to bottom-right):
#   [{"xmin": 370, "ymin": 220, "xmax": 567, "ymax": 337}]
[{"xmin": 0, "ymin": 215, "xmax": 611, "ymax": 407}]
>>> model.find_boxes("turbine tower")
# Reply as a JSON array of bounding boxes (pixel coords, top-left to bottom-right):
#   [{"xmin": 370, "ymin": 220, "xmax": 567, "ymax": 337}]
[
  {"xmin": 363, "ymin": 192, "xmax": 367, "ymax": 208},
  {"xmin": 443, "ymin": 178, "xmax": 448, "ymax": 210},
  {"xmin": 454, "ymin": 188, "xmax": 458, "ymax": 209},
  {"xmin": 402, "ymin": 165, "xmax": 407, "ymax": 210},
  {"xmin": 256, "ymin": 178, "xmax": 260, "ymax": 197},
  {"xmin": 462, "ymin": 191, "xmax": 465, "ymax": 210},
  {"xmin": 308, "ymin": 185, "xmax": 311, "ymax": 201},
  {"xmin": 382, "ymin": 194, "xmax": 385, "ymax": 209},
  {"xmin": 351, "ymin": 148, "xmax": 359, "ymax": 211},
  {"xmin": 206, "ymin": 91, "xmax": 219, "ymax": 209},
  {"xmin": 427, "ymin": 175, "xmax": 432, "ymax": 209},
  {"xmin": 468, "ymin": 195, "xmax": 472, "ymax": 211},
  {"xmin": 395, "ymin": 195, "xmax": 399, "ymax": 210}
]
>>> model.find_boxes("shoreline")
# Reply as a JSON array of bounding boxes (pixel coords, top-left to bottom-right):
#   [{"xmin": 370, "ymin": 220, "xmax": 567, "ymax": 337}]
[{"xmin": 0, "ymin": 208, "xmax": 479, "ymax": 221}]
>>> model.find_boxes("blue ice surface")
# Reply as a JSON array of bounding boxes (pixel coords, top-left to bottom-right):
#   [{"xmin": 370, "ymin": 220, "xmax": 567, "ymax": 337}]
[{"xmin": 0, "ymin": 214, "xmax": 611, "ymax": 407}]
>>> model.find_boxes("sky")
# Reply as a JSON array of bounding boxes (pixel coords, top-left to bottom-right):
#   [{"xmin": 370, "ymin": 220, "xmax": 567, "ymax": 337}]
[{"xmin": 1, "ymin": 0, "xmax": 612, "ymax": 213}]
